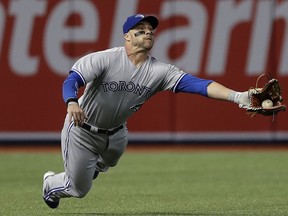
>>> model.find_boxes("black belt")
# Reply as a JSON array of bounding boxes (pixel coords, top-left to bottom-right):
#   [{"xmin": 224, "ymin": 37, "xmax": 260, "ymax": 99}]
[{"xmin": 81, "ymin": 123, "xmax": 123, "ymax": 135}]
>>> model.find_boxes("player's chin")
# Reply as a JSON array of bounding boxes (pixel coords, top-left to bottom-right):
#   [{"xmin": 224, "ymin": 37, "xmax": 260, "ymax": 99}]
[
  {"xmin": 144, "ymin": 42, "xmax": 154, "ymax": 51},
  {"xmin": 145, "ymin": 46, "xmax": 153, "ymax": 51}
]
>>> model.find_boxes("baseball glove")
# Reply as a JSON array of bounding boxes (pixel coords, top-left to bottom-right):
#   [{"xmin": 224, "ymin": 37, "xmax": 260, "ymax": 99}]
[{"xmin": 247, "ymin": 74, "xmax": 286, "ymax": 117}]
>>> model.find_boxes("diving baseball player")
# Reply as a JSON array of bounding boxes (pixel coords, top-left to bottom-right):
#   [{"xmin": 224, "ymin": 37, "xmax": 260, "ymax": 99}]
[{"xmin": 42, "ymin": 14, "xmax": 250, "ymax": 208}]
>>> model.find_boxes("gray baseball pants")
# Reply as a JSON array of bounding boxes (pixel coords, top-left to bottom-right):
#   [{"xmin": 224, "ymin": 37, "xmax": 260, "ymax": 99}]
[{"xmin": 44, "ymin": 115, "xmax": 128, "ymax": 200}]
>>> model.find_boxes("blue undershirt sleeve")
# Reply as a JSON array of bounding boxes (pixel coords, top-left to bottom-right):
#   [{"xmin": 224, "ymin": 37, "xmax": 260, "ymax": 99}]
[
  {"xmin": 62, "ymin": 71, "xmax": 85, "ymax": 104},
  {"xmin": 174, "ymin": 74, "xmax": 214, "ymax": 97}
]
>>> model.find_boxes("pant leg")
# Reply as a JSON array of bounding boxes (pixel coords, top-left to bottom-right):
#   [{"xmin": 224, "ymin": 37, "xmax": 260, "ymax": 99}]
[
  {"xmin": 44, "ymin": 122, "xmax": 101, "ymax": 199},
  {"xmin": 96, "ymin": 126, "xmax": 129, "ymax": 172},
  {"xmin": 44, "ymin": 121, "xmax": 128, "ymax": 200}
]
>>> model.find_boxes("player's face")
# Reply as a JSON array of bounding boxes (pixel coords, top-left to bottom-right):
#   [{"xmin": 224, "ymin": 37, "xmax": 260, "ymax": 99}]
[{"xmin": 128, "ymin": 22, "xmax": 155, "ymax": 50}]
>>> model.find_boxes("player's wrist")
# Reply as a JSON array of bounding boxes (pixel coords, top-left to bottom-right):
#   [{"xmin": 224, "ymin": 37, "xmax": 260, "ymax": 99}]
[
  {"xmin": 228, "ymin": 91, "xmax": 248, "ymax": 105},
  {"xmin": 228, "ymin": 91, "xmax": 238, "ymax": 103},
  {"xmin": 66, "ymin": 98, "xmax": 78, "ymax": 105},
  {"xmin": 68, "ymin": 101, "xmax": 79, "ymax": 106}
]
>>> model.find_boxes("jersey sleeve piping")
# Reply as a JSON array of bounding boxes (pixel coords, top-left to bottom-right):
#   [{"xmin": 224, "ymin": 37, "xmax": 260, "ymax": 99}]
[
  {"xmin": 70, "ymin": 69, "xmax": 87, "ymax": 85},
  {"xmin": 172, "ymin": 73, "xmax": 186, "ymax": 92}
]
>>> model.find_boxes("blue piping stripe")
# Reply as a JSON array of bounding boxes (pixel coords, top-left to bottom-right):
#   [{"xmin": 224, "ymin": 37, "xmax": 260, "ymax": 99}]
[
  {"xmin": 64, "ymin": 122, "xmax": 74, "ymax": 169},
  {"xmin": 173, "ymin": 73, "xmax": 186, "ymax": 92},
  {"xmin": 45, "ymin": 122, "xmax": 74, "ymax": 201},
  {"xmin": 45, "ymin": 185, "xmax": 70, "ymax": 200},
  {"xmin": 44, "ymin": 173, "xmax": 72, "ymax": 200},
  {"xmin": 70, "ymin": 69, "xmax": 86, "ymax": 85}
]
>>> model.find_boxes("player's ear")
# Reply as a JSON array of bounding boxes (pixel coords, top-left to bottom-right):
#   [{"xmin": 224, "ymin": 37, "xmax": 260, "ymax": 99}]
[{"xmin": 124, "ymin": 33, "xmax": 131, "ymax": 42}]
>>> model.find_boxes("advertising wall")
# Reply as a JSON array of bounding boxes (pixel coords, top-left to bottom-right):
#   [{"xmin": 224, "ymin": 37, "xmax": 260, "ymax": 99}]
[{"xmin": 0, "ymin": 0, "xmax": 287, "ymax": 142}]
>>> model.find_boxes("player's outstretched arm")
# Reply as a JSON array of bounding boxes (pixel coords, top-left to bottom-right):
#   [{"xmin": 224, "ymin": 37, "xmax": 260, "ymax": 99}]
[
  {"xmin": 207, "ymin": 82, "xmax": 249, "ymax": 107},
  {"xmin": 174, "ymin": 74, "xmax": 249, "ymax": 108}
]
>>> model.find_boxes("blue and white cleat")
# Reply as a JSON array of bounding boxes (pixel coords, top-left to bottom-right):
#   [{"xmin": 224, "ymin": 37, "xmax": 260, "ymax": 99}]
[{"xmin": 42, "ymin": 171, "xmax": 60, "ymax": 209}]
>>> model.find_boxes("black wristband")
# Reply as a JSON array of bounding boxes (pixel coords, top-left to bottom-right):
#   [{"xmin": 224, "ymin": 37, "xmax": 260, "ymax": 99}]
[{"xmin": 66, "ymin": 98, "xmax": 78, "ymax": 105}]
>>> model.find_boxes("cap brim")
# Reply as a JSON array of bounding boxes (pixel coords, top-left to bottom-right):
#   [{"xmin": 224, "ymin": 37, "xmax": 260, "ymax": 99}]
[{"xmin": 141, "ymin": 16, "xmax": 159, "ymax": 30}]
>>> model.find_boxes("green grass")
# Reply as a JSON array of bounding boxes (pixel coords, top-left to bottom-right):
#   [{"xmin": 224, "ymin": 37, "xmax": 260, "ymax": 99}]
[{"xmin": 1, "ymin": 149, "xmax": 288, "ymax": 215}]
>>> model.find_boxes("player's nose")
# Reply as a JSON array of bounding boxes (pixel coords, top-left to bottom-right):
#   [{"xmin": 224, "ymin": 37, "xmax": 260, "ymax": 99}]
[{"xmin": 146, "ymin": 30, "xmax": 153, "ymax": 36}]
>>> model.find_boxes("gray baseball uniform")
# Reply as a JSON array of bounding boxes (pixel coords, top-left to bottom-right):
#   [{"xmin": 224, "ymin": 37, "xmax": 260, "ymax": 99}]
[{"xmin": 43, "ymin": 46, "xmax": 185, "ymax": 200}]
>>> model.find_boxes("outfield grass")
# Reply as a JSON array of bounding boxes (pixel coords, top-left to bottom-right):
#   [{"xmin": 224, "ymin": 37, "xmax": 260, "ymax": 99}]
[{"xmin": 0, "ymin": 149, "xmax": 288, "ymax": 215}]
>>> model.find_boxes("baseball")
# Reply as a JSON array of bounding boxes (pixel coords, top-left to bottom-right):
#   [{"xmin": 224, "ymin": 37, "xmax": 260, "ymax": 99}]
[{"xmin": 262, "ymin": 99, "xmax": 273, "ymax": 108}]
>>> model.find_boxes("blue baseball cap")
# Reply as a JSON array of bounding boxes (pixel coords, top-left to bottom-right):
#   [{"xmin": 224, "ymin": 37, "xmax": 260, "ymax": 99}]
[{"xmin": 123, "ymin": 14, "xmax": 159, "ymax": 34}]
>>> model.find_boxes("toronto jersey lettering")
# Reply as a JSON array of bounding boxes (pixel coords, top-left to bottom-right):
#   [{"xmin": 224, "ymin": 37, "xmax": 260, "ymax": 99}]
[
  {"xmin": 101, "ymin": 81, "xmax": 152, "ymax": 98},
  {"xmin": 71, "ymin": 47, "xmax": 185, "ymax": 129}
]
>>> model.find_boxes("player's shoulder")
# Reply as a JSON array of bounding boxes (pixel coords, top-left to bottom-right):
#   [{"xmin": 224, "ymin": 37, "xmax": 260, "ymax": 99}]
[
  {"xmin": 96, "ymin": 47, "xmax": 127, "ymax": 59},
  {"xmin": 99, "ymin": 47, "xmax": 125, "ymax": 55},
  {"xmin": 148, "ymin": 55, "xmax": 170, "ymax": 69},
  {"xmin": 81, "ymin": 47, "xmax": 125, "ymax": 59},
  {"xmin": 148, "ymin": 55, "xmax": 184, "ymax": 75}
]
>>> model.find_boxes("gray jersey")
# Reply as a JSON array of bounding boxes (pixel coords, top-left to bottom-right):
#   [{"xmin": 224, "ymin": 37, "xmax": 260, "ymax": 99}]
[
  {"xmin": 43, "ymin": 16, "xmax": 189, "ymax": 208},
  {"xmin": 44, "ymin": 47, "xmax": 187, "ymax": 207},
  {"xmin": 71, "ymin": 47, "xmax": 185, "ymax": 129}
]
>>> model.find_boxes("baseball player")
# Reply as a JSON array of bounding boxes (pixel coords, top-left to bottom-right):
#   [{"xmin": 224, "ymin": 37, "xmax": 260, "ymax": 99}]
[{"xmin": 42, "ymin": 14, "xmax": 250, "ymax": 209}]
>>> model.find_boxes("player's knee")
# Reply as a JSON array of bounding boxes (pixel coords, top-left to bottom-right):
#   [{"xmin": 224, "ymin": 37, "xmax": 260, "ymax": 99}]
[
  {"xmin": 73, "ymin": 187, "xmax": 90, "ymax": 198},
  {"xmin": 72, "ymin": 182, "xmax": 92, "ymax": 198},
  {"xmin": 75, "ymin": 192, "xmax": 87, "ymax": 198}
]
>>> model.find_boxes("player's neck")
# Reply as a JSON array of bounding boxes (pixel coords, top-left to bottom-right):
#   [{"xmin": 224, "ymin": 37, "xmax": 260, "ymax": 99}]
[{"xmin": 125, "ymin": 45, "xmax": 149, "ymax": 68}]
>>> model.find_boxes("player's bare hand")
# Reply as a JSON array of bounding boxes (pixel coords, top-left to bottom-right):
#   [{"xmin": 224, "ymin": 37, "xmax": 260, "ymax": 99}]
[{"xmin": 67, "ymin": 103, "xmax": 87, "ymax": 126}]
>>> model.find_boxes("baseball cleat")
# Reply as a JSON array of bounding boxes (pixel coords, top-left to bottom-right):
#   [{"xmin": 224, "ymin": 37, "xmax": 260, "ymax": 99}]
[
  {"xmin": 93, "ymin": 170, "xmax": 99, "ymax": 180},
  {"xmin": 43, "ymin": 171, "xmax": 55, "ymax": 181},
  {"xmin": 42, "ymin": 171, "xmax": 60, "ymax": 209},
  {"xmin": 44, "ymin": 198, "xmax": 60, "ymax": 209}
]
